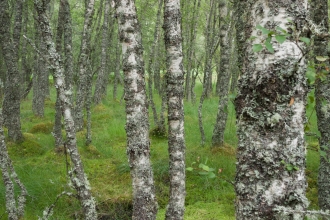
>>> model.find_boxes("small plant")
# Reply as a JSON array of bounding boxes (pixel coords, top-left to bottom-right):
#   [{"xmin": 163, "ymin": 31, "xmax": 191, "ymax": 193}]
[
  {"xmin": 186, "ymin": 157, "xmax": 221, "ymax": 179},
  {"xmin": 281, "ymin": 160, "xmax": 299, "ymax": 172}
]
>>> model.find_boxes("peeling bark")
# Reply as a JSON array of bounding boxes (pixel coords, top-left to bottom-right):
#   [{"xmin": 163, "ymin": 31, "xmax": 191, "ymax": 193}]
[
  {"xmin": 163, "ymin": 0, "xmax": 186, "ymax": 219},
  {"xmin": 234, "ymin": 1, "xmax": 309, "ymax": 219},
  {"xmin": 114, "ymin": 0, "xmax": 158, "ymax": 219},
  {"xmin": 311, "ymin": 0, "xmax": 330, "ymax": 211},
  {"xmin": 34, "ymin": 0, "xmax": 97, "ymax": 218}
]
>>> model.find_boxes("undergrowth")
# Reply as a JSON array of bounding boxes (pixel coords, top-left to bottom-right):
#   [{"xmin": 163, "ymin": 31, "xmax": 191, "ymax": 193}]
[{"xmin": 0, "ymin": 84, "xmax": 320, "ymax": 220}]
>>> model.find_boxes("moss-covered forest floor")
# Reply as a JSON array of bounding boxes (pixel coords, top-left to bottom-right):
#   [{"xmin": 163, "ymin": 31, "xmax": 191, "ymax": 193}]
[{"xmin": 0, "ymin": 84, "xmax": 320, "ymax": 219}]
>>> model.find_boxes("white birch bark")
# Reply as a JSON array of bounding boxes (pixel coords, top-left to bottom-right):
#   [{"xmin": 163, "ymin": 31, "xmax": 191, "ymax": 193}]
[
  {"xmin": 163, "ymin": 0, "xmax": 186, "ymax": 219},
  {"xmin": 234, "ymin": 1, "xmax": 309, "ymax": 219},
  {"xmin": 113, "ymin": 0, "xmax": 158, "ymax": 219}
]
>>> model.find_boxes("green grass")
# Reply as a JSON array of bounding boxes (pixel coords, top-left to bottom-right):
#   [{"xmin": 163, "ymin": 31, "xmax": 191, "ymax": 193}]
[{"xmin": 0, "ymin": 84, "xmax": 321, "ymax": 219}]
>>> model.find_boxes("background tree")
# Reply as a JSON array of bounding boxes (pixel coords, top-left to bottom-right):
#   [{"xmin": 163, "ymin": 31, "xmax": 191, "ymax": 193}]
[
  {"xmin": 0, "ymin": 0, "xmax": 24, "ymax": 142},
  {"xmin": 75, "ymin": 0, "xmax": 95, "ymax": 131},
  {"xmin": 163, "ymin": 0, "xmax": 186, "ymax": 219},
  {"xmin": 212, "ymin": 0, "xmax": 233, "ymax": 147},
  {"xmin": 234, "ymin": 0, "xmax": 309, "ymax": 218},
  {"xmin": 311, "ymin": 0, "xmax": 330, "ymax": 211},
  {"xmin": 114, "ymin": 0, "xmax": 158, "ymax": 219},
  {"xmin": 34, "ymin": 0, "xmax": 97, "ymax": 218}
]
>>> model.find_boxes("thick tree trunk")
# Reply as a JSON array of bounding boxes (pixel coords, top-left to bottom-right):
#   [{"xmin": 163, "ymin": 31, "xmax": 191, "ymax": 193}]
[
  {"xmin": 163, "ymin": 0, "xmax": 186, "ymax": 219},
  {"xmin": 114, "ymin": 1, "xmax": 158, "ymax": 219},
  {"xmin": 113, "ymin": 38, "xmax": 122, "ymax": 100},
  {"xmin": 34, "ymin": 0, "xmax": 97, "ymax": 218},
  {"xmin": 212, "ymin": 2, "xmax": 232, "ymax": 147},
  {"xmin": 234, "ymin": 1, "xmax": 309, "ymax": 219},
  {"xmin": 312, "ymin": 0, "xmax": 330, "ymax": 211},
  {"xmin": 75, "ymin": 0, "xmax": 95, "ymax": 131},
  {"xmin": 93, "ymin": 0, "xmax": 111, "ymax": 105},
  {"xmin": 0, "ymin": 0, "xmax": 24, "ymax": 142}
]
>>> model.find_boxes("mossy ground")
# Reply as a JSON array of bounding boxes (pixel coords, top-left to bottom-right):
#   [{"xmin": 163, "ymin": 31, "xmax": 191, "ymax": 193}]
[{"xmin": 0, "ymin": 85, "xmax": 320, "ymax": 219}]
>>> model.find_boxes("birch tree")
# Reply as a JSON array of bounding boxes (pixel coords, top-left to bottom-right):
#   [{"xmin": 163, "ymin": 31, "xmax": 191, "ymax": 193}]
[
  {"xmin": 212, "ymin": 1, "xmax": 232, "ymax": 147},
  {"xmin": 163, "ymin": 0, "xmax": 186, "ymax": 219},
  {"xmin": 113, "ymin": 0, "xmax": 158, "ymax": 219},
  {"xmin": 234, "ymin": 0, "xmax": 310, "ymax": 218},
  {"xmin": 93, "ymin": 0, "xmax": 111, "ymax": 105},
  {"xmin": 0, "ymin": 0, "xmax": 24, "ymax": 142},
  {"xmin": 75, "ymin": 0, "xmax": 95, "ymax": 131},
  {"xmin": 311, "ymin": 0, "xmax": 330, "ymax": 211},
  {"xmin": 34, "ymin": 0, "xmax": 97, "ymax": 218}
]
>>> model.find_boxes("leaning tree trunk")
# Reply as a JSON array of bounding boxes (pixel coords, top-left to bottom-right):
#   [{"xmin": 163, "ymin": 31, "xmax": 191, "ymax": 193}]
[
  {"xmin": 34, "ymin": 0, "xmax": 97, "ymax": 218},
  {"xmin": 93, "ymin": 0, "xmax": 110, "ymax": 105},
  {"xmin": 0, "ymin": 0, "xmax": 24, "ymax": 142},
  {"xmin": 75, "ymin": 0, "xmax": 95, "ymax": 131},
  {"xmin": 114, "ymin": 0, "xmax": 158, "ymax": 219},
  {"xmin": 212, "ymin": 2, "xmax": 232, "ymax": 147},
  {"xmin": 163, "ymin": 0, "xmax": 186, "ymax": 219},
  {"xmin": 234, "ymin": 1, "xmax": 309, "ymax": 219},
  {"xmin": 312, "ymin": 0, "xmax": 330, "ymax": 211}
]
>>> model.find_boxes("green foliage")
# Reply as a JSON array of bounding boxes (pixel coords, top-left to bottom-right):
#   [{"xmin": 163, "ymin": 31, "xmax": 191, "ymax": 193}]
[{"xmin": 186, "ymin": 157, "xmax": 217, "ymax": 179}]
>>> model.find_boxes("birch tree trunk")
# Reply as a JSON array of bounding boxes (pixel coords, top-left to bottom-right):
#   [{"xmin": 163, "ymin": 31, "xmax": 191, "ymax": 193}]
[
  {"xmin": 34, "ymin": 0, "xmax": 97, "ymax": 218},
  {"xmin": 234, "ymin": 1, "xmax": 309, "ymax": 219},
  {"xmin": 114, "ymin": 0, "xmax": 158, "ymax": 219},
  {"xmin": 184, "ymin": 0, "xmax": 201, "ymax": 102},
  {"xmin": 0, "ymin": 110, "xmax": 27, "ymax": 220},
  {"xmin": 311, "ymin": 0, "xmax": 330, "ymax": 211},
  {"xmin": 164, "ymin": 0, "xmax": 186, "ymax": 219},
  {"xmin": 212, "ymin": 2, "xmax": 232, "ymax": 147},
  {"xmin": 75, "ymin": 0, "xmax": 95, "ymax": 131},
  {"xmin": 93, "ymin": 0, "xmax": 111, "ymax": 105},
  {"xmin": 0, "ymin": 0, "xmax": 24, "ymax": 142}
]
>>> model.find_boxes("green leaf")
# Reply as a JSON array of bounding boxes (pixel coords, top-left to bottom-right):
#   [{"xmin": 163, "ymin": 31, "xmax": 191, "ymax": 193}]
[
  {"xmin": 186, "ymin": 167, "xmax": 194, "ymax": 171},
  {"xmin": 275, "ymin": 35, "xmax": 287, "ymax": 44},
  {"xmin": 308, "ymin": 95, "xmax": 314, "ymax": 104},
  {"xmin": 256, "ymin": 24, "xmax": 270, "ymax": 35},
  {"xmin": 208, "ymin": 172, "xmax": 216, "ymax": 179},
  {"xmin": 253, "ymin": 44, "xmax": 263, "ymax": 52},
  {"xmin": 293, "ymin": 166, "xmax": 299, "ymax": 171},
  {"xmin": 201, "ymin": 165, "xmax": 210, "ymax": 172},
  {"xmin": 316, "ymin": 56, "xmax": 329, "ymax": 62},
  {"xmin": 286, "ymin": 164, "xmax": 293, "ymax": 171},
  {"xmin": 276, "ymin": 26, "xmax": 287, "ymax": 33},
  {"xmin": 248, "ymin": 36, "xmax": 257, "ymax": 41},
  {"xmin": 198, "ymin": 171, "xmax": 209, "ymax": 175},
  {"xmin": 320, "ymin": 150, "xmax": 327, "ymax": 158},
  {"xmin": 306, "ymin": 68, "xmax": 316, "ymax": 84},
  {"xmin": 265, "ymin": 41, "xmax": 274, "ymax": 53},
  {"xmin": 304, "ymin": 124, "xmax": 310, "ymax": 132},
  {"xmin": 299, "ymin": 37, "xmax": 310, "ymax": 45}
]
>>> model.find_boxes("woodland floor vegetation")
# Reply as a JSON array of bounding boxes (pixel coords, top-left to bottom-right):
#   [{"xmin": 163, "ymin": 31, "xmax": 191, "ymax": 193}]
[{"xmin": 0, "ymin": 84, "xmax": 321, "ymax": 219}]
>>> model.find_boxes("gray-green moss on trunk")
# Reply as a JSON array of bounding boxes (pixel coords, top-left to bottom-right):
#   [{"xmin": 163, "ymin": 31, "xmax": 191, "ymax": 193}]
[
  {"xmin": 163, "ymin": 0, "xmax": 186, "ymax": 219},
  {"xmin": 234, "ymin": 0, "xmax": 309, "ymax": 219},
  {"xmin": 114, "ymin": 0, "xmax": 158, "ymax": 219}
]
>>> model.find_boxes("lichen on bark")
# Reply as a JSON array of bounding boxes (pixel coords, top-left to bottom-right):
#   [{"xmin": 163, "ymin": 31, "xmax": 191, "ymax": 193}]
[
  {"xmin": 114, "ymin": 0, "xmax": 158, "ymax": 219},
  {"xmin": 234, "ymin": 0, "xmax": 309, "ymax": 219}
]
